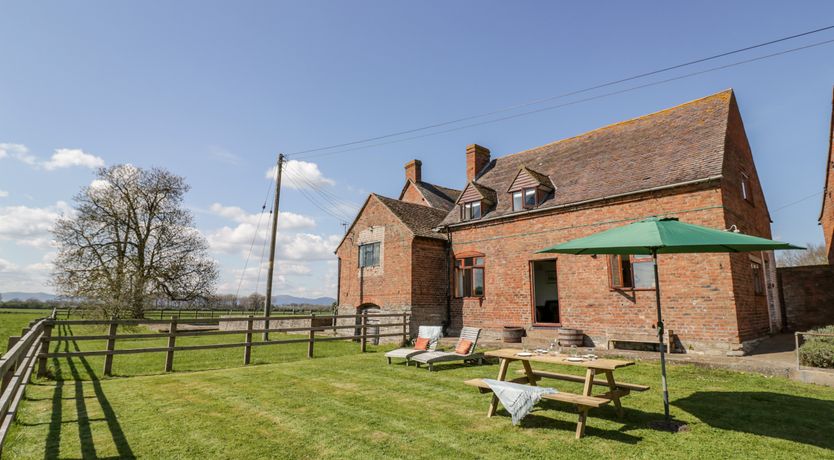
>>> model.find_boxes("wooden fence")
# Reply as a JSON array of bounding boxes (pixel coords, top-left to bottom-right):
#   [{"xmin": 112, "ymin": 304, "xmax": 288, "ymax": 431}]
[
  {"xmin": 36, "ymin": 311, "xmax": 410, "ymax": 377},
  {"xmin": 52, "ymin": 307, "xmax": 331, "ymax": 320},
  {"xmin": 0, "ymin": 311, "xmax": 52, "ymax": 453}
]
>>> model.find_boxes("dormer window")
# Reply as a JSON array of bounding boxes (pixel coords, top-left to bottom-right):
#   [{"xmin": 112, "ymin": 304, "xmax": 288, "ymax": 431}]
[
  {"xmin": 462, "ymin": 201, "xmax": 482, "ymax": 220},
  {"xmin": 507, "ymin": 167, "xmax": 554, "ymax": 213},
  {"xmin": 512, "ymin": 188, "xmax": 538, "ymax": 211}
]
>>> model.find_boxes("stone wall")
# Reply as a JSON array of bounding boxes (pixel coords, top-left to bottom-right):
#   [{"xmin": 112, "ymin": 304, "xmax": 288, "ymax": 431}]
[
  {"xmin": 778, "ymin": 264, "xmax": 834, "ymax": 331},
  {"xmin": 219, "ymin": 316, "xmax": 332, "ymax": 334}
]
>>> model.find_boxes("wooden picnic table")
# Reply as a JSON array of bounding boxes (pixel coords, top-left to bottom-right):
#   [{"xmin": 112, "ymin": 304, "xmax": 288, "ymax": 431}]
[{"xmin": 464, "ymin": 348, "xmax": 649, "ymax": 438}]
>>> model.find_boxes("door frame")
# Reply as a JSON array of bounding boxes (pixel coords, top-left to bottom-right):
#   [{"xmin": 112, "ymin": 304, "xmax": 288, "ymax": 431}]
[{"xmin": 529, "ymin": 258, "xmax": 560, "ymax": 327}]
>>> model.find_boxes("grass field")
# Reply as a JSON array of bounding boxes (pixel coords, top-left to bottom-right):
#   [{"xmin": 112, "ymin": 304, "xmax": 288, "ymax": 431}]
[
  {"xmin": 0, "ymin": 309, "xmax": 50, "ymax": 350},
  {"xmin": 4, "ymin": 343, "xmax": 834, "ymax": 459}
]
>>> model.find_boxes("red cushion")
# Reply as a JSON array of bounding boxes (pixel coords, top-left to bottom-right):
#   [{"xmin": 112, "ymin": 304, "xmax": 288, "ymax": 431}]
[
  {"xmin": 455, "ymin": 339, "xmax": 473, "ymax": 355},
  {"xmin": 414, "ymin": 337, "xmax": 430, "ymax": 351}
]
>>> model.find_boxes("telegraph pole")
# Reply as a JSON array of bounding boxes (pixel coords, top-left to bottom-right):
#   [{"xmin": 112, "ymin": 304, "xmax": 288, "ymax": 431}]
[{"xmin": 263, "ymin": 153, "xmax": 284, "ymax": 341}]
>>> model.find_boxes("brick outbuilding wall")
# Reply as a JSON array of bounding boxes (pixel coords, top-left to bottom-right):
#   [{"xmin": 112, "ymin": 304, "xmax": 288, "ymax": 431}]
[
  {"xmin": 720, "ymin": 94, "xmax": 780, "ymax": 341},
  {"xmin": 335, "ymin": 195, "xmax": 448, "ymax": 341},
  {"xmin": 777, "ymin": 264, "xmax": 834, "ymax": 332}
]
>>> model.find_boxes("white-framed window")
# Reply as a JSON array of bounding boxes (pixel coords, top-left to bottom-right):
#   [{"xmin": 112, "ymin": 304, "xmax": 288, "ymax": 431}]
[{"xmin": 461, "ymin": 201, "xmax": 482, "ymax": 221}]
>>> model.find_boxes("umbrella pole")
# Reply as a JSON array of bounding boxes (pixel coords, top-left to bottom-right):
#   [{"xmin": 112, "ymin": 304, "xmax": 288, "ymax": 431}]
[{"xmin": 653, "ymin": 249, "xmax": 671, "ymax": 421}]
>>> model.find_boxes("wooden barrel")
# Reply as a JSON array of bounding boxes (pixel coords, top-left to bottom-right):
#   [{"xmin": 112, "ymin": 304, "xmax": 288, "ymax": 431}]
[
  {"xmin": 502, "ymin": 326, "xmax": 525, "ymax": 343},
  {"xmin": 558, "ymin": 328, "xmax": 584, "ymax": 346}
]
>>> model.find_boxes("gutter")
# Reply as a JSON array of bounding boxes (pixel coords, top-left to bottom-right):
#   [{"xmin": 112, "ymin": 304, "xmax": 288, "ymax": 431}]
[{"xmin": 433, "ymin": 175, "xmax": 723, "ymax": 231}]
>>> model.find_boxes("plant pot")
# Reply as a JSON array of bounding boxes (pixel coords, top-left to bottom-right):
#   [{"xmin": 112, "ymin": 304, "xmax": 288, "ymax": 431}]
[{"xmin": 503, "ymin": 326, "xmax": 525, "ymax": 343}]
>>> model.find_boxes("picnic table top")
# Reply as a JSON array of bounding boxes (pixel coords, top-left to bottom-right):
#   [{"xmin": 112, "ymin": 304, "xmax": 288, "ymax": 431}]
[{"xmin": 485, "ymin": 348, "xmax": 635, "ymax": 371}]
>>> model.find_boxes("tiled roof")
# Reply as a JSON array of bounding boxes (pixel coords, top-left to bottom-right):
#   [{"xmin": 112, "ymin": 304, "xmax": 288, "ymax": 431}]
[
  {"xmin": 413, "ymin": 182, "xmax": 461, "ymax": 211},
  {"xmin": 439, "ymin": 90, "xmax": 734, "ymax": 227},
  {"xmin": 374, "ymin": 194, "xmax": 449, "ymax": 240}
]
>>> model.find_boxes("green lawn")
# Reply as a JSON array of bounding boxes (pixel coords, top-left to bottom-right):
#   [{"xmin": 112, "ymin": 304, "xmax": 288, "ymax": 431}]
[
  {"xmin": 0, "ymin": 309, "xmax": 49, "ymax": 350},
  {"xmin": 4, "ymin": 344, "xmax": 834, "ymax": 459}
]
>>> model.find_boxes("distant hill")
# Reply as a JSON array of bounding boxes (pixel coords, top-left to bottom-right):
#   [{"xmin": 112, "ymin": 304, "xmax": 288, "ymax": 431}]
[
  {"xmin": 1, "ymin": 292, "xmax": 58, "ymax": 302},
  {"xmin": 273, "ymin": 295, "xmax": 336, "ymax": 306}
]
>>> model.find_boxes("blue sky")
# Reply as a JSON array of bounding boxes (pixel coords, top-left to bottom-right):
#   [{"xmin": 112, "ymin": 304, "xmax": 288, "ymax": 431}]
[{"xmin": 1, "ymin": 1, "xmax": 833, "ymax": 298}]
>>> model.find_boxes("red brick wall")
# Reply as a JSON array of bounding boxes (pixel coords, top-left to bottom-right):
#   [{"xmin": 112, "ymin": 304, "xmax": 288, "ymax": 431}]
[
  {"xmin": 448, "ymin": 185, "xmax": 755, "ymax": 353},
  {"xmin": 823, "ymin": 89, "xmax": 834, "ymax": 264},
  {"xmin": 336, "ymin": 196, "xmax": 413, "ymax": 311},
  {"xmin": 401, "ymin": 182, "xmax": 430, "ymax": 207},
  {"xmin": 410, "ymin": 237, "xmax": 450, "ymax": 326},
  {"xmin": 335, "ymin": 195, "xmax": 449, "ymax": 337},
  {"xmin": 721, "ymin": 95, "xmax": 777, "ymax": 342},
  {"xmin": 778, "ymin": 264, "xmax": 834, "ymax": 331}
]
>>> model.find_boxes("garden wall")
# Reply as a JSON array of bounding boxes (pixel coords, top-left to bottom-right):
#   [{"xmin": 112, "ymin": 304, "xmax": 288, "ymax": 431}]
[{"xmin": 778, "ymin": 264, "xmax": 834, "ymax": 331}]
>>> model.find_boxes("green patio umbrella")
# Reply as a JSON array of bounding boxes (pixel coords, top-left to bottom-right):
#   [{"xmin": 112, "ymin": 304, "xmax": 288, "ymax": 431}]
[{"xmin": 536, "ymin": 216, "xmax": 802, "ymax": 428}]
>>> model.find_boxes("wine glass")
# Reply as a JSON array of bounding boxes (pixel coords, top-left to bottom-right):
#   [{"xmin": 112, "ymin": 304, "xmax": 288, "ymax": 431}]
[{"xmin": 570, "ymin": 345, "xmax": 578, "ymax": 358}]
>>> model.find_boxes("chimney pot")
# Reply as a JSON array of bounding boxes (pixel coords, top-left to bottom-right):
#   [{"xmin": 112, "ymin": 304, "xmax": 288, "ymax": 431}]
[
  {"xmin": 405, "ymin": 159, "xmax": 422, "ymax": 183},
  {"xmin": 466, "ymin": 144, "xmax": 491, "ymax": 182}
]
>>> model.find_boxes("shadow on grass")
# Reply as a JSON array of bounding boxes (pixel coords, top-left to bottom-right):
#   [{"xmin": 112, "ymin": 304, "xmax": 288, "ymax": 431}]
[
  {"xmin": 42, "ymin": 324, "xmax": 135, "ymax": 459},
  {"xmin": 674, "ymin": 391, "xmax": 834, "ymax": 450}
]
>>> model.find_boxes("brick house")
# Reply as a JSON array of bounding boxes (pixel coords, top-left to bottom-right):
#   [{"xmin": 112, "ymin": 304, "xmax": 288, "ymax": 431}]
[
  {"xmin": 337, "ymin": 89, "xmax": 781, "ymax": 355},
  {"xmin": 334, "ymin": 162, "xmax": 460, "ymax": 327}
]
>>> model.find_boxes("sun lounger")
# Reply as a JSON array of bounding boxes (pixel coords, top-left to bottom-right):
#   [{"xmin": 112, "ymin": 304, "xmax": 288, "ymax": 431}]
[
  {"xmin": 411, "ymin": 327, "xmax": 483, "ymax": 371},
  {"xmin": 385, "ymin": 325, "xmax": 443, "ymax": 365}
]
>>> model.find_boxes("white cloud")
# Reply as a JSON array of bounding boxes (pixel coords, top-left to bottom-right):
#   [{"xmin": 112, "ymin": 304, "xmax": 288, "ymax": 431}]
[
  {"xmin": 42, "ymin": 148, "xmax": 105, "ymax": 170},
  {"xmin": 0, "ymin": 201, "xmax": 73, "ymax": 248},
  {"xmin": 0, "ymin": 143, "xmax": 104, "ymax": 170},
  {"xmin": 208, "ymin": 203, "xmax": 316, "ymax": 230},
  {"xmin": 277, "ymin": 233, "xmax": 342, "ymax": 261},
  {"xmin": 265, "ymin": 160, "xmax": 335, "ymax": 190},
  {"xmin": 0, "ymin": 143, "xmax": 37, "ymax": 165},
  {"xmin": 0, "ymin": 254, "xmax": 54, "ymax": 293},
  {"xmin": 0, "ymin": 190, "xmax": 8, "ymax": 198},
  {"xmin": 209, "ymin": 146, "xmax": 241, "ymax": 165},
  {"xmin": 206, "ymin": 222, "xmax": 339, "ymax": 262}
]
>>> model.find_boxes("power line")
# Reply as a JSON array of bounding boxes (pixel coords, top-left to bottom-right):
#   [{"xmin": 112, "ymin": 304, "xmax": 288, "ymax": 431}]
[
  {"xmin": 291, "ymin": 25, "xmax": 834, "ymax": 158},
  {"xmin": 234, "ymin": 169, "xmax": 276, "ymax": 299},
  {"xmin": 771, "ymin": 190, "xmax": 825, "ymax": 213},
  {"xmin": 282, "ymin": 168, "xmax": 355, "ymax": 222},
  {"xmin": 297, "ymin": 36, "xmax": 834, "ymax": 160}
]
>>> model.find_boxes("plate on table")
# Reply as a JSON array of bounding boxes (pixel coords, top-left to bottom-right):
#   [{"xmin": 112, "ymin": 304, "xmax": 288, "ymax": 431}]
[
  {"xmin": 583, "ymin": 354, "xmax": 598, "ymax": 359},
  {"xmin": 534, "ymin": 349, "xmax": 548, "ymax": 354},
  {"xmin": 566, "ymin": 357, "xmax": 585, "ymax": 362},
  {"xmin": 516, "ymin": 352, "xmax": 533, "ymax": 357}
]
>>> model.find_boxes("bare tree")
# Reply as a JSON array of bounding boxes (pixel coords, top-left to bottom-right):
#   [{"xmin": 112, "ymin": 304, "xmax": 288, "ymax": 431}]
[
  {"xmin": 776, "ymin": 242, "xmax": 829, "ymax": 267},
  {"xmin": 52, "ymin": 165, "xmax": 219, "ymax": 318}
]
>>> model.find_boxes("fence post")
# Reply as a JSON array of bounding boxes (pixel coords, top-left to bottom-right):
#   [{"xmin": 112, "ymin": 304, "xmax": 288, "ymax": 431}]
[
  {"xmin": 165, "ymin": 317, "xmax": 177, "ymax": 372},
  {"xmin": 1, "ymin": 336, "xmax": 20, "ymax": 393},
  {"xmin": 402, "ymin": 312, "xmax": 408, "ymax": 346},
  {"xmin": 360, "ymin": 311, "xmax": 368, "ymax": 353},
  {"xmin": 103, "ymin": 318, "xmax": 118, "ymax": 376},
  {"xmin": 244, "ymin": 315, "xmax": 253, "ymax": 365},
  {"xmin": 795, "ymin": 332, "xmax": 801, "ymax": 370},
  {"xmin": 37, "ymin": 319, "xmax": 54, "ymax": 378},
  {"xmin": 308, "ymin": 313, "xmax": 316, "ymax": 358}
]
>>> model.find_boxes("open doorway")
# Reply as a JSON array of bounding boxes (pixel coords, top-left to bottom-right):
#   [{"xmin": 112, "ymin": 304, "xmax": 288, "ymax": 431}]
[{"xmin": 531, "ymin": 259, "xmax": 559, "ymax": 325}]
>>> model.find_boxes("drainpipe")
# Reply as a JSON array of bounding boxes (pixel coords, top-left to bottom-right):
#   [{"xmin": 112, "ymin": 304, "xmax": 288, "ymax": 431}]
[{"xmin": 443, "ymin": 225, "xmax": 452, "ymax": 333}]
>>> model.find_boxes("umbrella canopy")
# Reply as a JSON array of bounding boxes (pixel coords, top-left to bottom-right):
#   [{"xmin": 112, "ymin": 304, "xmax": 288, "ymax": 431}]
[
  {"xmin": 536, "ymin": 216, "xmax": 803, "ymax": 255},
  {"xmin": 535, "ymin": 216, "xmax": 802, "ymax": 428}
]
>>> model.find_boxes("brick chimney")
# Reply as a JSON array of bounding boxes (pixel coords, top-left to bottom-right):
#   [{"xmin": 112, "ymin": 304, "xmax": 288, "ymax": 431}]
[
  {"xmin": 466, "ymin": 144, "xmax": 490, "ymax": 182},
  {"xmin": 404, "ymin": 159, "xmax": 422, "ymax": 183}
]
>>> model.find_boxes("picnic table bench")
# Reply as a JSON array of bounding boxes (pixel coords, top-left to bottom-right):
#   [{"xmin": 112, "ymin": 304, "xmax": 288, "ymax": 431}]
[{"xmin": 464, "ymin": 348, "xmax": 649, "ymax": 438}]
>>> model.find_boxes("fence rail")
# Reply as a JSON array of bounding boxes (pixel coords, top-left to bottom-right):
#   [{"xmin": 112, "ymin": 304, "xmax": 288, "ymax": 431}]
[
  {"xmin": 0, "ymin": 312, "xmax": 51, "ymax": 454},
  {"xmin": 36, "ymin": 311, "xmax": 411, "ymax": 377},
  {"xmin": 51, "ymin": 307, "xmax": 334, "ymax": 320},
  {"xmin": 794, "ymin": 331, "xmax": 834, "ymax": 370}
]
